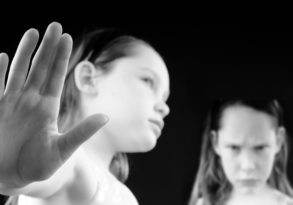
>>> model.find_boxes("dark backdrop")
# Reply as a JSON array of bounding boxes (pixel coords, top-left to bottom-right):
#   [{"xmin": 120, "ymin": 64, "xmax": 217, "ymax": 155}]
[{"xmin": 1, "ymin": 19, "xmax": 293, "ymax": 205}]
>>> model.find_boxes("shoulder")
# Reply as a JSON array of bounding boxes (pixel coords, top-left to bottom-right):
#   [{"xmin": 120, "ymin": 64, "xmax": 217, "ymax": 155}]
[
  {"xmin": 112, "ymin": 177, "xmax": 139, "ymax": 205},
  {"xmin": 285, "ymin": 197, "xmax": 293, "ymax": 205},
  {"xmin": 273, "ymin": 190, "xmax": 293, "ymax": 205},
  {"xmin": 189, "ymin": 197, "xmax": 204, "ymax": 205},
  {"xmin": 4, "ymin": 196, "xmax": 18, "ymax": 205},
  {"xmin": 195, "ymin": 198, "xmax": 204, "ymax": 205},
  {"xmin": 90, "ymin": 173, "xmax": 139, "ymax": 205}
]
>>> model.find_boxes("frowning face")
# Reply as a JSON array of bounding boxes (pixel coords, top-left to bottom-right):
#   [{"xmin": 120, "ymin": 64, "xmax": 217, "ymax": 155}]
[{"xmin": 214, "ymin": 105, "xmax": 282, "ymax": 194}]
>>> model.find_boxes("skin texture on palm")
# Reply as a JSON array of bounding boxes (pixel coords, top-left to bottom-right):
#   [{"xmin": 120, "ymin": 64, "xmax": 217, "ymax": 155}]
[
  {"xmin": 0, "ymin": 22, "xmax": 108, "ymax": 189},
  {"xmin": 0, "ymin": 22, "xmax": 170, "ymax": 205}
]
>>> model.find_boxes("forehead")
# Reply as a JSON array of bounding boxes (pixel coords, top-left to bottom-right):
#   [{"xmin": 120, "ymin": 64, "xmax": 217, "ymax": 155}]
[
  {"xmin": 113, "ymin": 44, "xmax": 170, "ymax": 93},
  {"xmin": 218, "ymin": 105, "xmax": 277, "ymax": 144},
  {"xmin": 132, "ymin": 44, "xmax": 169, "ymax": 81}
]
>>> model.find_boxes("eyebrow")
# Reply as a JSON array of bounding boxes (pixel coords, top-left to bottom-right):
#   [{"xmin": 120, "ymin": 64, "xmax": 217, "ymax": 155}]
[
  {"xmin": 223, "ymin": 141, "xmax": 269, "ymax": 146},
  {"xmin": 141, "ymin": 67, "xmax": 170, "ymax": 101}
]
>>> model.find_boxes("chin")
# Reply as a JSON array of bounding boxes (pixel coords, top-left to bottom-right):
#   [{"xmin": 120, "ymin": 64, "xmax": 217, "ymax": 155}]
[
  {"xmin": 127, "ymin": 133, "xmax": 158, "ymax": 153},
  {"xmin": 239, "ymin": 187, "xmax": 260, "ymax": 195},
  {"xmin": 142, "ymin": 133, "xmax": 158, "ymax": 151},
  {"xmin": 234, "ymin": 182, "xmax": 263, "ymax": 195},
  {"xmin": 142, "ymin": 140, "xmax": 157, "ymax": 151},
  {"xmin": 138, "ymin": 139, "xmax": 157, "ymax": 152}
]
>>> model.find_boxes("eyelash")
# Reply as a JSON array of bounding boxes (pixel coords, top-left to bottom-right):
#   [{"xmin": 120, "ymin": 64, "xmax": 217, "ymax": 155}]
[
  {"xmin": 254, "ymin": 146, "xmax": 266, "ymax": 152},
  {"xmin": 229, "ymin": 145, "xmax": 240, "ymax": 152},
  {"xmin": 228, "ymin": 146, "xmax": 267, "ymax": 152},
  {"xmin": 141, "ymin": 76, "xmax": 155, "ymax": 88}
]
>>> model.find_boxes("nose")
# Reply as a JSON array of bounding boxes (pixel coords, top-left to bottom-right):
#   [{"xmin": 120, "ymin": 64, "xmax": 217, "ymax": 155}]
[
  {"xmin": 239, "ymin": 152, "xmax": 256, "ymax": 172},
  {"xmin": 154, "ymin": 101, "xmax": 170, "ymax": 118}
]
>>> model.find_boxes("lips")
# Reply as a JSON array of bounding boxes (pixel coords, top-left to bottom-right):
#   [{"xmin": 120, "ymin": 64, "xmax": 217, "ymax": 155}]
[
  {"xmin": 148, "ymin": 119, "xmax": 164, "ymax": 137},
  {"xmin": 148, "ymin": 119, "xmax": 164, "ymax": 130},
  {"xmin": 237, "ymin": 179, "xmax": 259, "ymax": 187}
]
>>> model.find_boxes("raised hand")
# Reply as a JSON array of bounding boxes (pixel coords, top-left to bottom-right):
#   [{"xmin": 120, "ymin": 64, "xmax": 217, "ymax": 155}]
[{"xmin": 0, "ymin": 22, "xmax": 108, "ymax": 188}]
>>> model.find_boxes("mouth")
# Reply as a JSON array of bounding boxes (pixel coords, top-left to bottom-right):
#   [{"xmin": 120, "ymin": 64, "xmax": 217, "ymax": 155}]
[
  {"xmin": 237, "ymin": 179, "xmax": 259, "ymax": 187},
  {"xmin": 148, "ymin": 119, "xmax": 164, "ymax": 137}
]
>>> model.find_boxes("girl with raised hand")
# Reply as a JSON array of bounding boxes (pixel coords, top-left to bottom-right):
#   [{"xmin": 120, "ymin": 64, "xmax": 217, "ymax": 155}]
[
  {"xmin": 188, "ymin": 99, "xmax": 293, "ymax": 205},
  {"xmin": 0, "ymin": 22, "xmax": 170, "ymax": 205}
]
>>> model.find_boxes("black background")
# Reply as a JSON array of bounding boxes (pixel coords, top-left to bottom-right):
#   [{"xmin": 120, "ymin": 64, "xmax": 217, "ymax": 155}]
[{"xmin": 1, "ymin": 17, "xmax": 293, "ymax": 205}]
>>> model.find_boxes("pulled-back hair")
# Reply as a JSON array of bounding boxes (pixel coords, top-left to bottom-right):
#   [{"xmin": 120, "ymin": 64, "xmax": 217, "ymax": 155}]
[
  {"xmin": 188, "ymin": 99, "xmax": 293, "ymax": 205},
  {"xmin": 58, "ymin": 28, "xmax": 151, "ymax": 183}
]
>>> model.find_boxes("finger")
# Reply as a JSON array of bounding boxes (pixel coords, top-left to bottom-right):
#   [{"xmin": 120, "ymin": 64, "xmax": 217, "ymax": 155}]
[
  {"xmin": 0, "ymin": 53, "xmax": 9, "ymax": 96},
  {"xmin": 5, "ymin": 29, "xmax": 39, "ymax": 93},
  {"xmin": 24, "ymin": 22, "xmax": 62, "ymax": 91},
  {"xmin": 42, "ymin": 33, "xmax": 73, "ymax": 97},
  {"xmin": 57, "ymin": 114, "xmax": 109, "ymax": 161}
]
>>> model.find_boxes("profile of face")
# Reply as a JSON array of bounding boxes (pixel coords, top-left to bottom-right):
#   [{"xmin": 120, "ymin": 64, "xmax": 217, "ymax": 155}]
[
  {"xmin": 75, "ymin": 43, "xmax": 170, "ymax": 153},
  {"xmin": 213, "ymin": 105, "xmax": 283, "ymax": 195}
]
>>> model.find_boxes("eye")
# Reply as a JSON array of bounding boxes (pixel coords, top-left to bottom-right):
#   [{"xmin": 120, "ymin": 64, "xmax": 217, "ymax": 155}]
[
  {"xmin": 141, "ymin": 76, "xmax": 155, "ymax": 88},
  {"xmin": 229, "ymin": 145, "xmax": 241, "ymax": 152},
  {"xmin": 254, "ymin": 145, "xmax": 267, "ymax": 152}
]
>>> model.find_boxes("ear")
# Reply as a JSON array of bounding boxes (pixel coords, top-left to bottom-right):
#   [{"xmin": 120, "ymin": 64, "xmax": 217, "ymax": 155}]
[
  {"xmin": 211, "ymin": 130, "xmax": 220, "ymax": 155},
  {"xmin": 74, "ymin": 61, "xmax": 102, "ymax": 95},
  {"xmin": 275, "ymin": 126, "xmax": 285, "ymax": 154}
]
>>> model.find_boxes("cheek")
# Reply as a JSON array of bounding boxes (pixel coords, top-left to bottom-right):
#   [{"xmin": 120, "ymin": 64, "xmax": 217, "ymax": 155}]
[
  {"xmin": 102, "ymin": 81, "xmax": 153, "ymax": 125},
  {"xmin": 258, "ymin": 150, "xmax": 276, "ymax": 177},
  {"xmin": 219, "ymin": 153, "xmax": 237, "ymax": 180},
  {"xmin": 220, "ymin": 151, "xmax": 276, "ymax": 179},
  {"xmin": 102, "ymin": 90, "xmax": 156, "ymax": 151},
  {"xmin": 100, "ymin": 80, "xmax": 151, "ymax": 114},
  {"xmin": 121, "ymin": 83, "xmax": 155, "ymax": 121},
  {"xmin": 107, "ymin": 113, "xmax": 157, "ymax": 152},
  {"xmin": 93, "ymin": 78, "xmax": 157, "ymax": 151}
]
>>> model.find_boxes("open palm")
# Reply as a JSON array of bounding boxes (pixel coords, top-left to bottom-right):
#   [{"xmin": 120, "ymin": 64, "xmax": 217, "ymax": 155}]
[{"xmin": 0, "ymin": 22, "xmax": 108, "ymax": 188}]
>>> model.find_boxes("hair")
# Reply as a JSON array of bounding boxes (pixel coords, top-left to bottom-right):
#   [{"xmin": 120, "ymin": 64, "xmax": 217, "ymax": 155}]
[
  {"xmin": 4, "ymin": 28, "xmax": 156, "ymax": 205},
  {"xmin": 57, "ymin": 28, "xmax": 153, "ymax": 183},
  {"xmin": 188, "ymin": 99, "xmax": 293, "ymax": 205}
]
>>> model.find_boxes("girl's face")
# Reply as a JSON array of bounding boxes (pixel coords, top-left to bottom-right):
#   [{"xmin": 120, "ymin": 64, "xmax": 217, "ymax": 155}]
[
  {"xmin": 213, "ymin": 105, "xmax": 282, "ymax": 195},
  {"xmin": 86, "ymin": 44, "xmax": 170, "ymax": 152}
]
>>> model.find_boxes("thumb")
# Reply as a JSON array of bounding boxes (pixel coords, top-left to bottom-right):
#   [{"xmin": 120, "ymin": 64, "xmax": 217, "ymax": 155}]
[{"xmin": 57, "ymin": 113, "xmax": 109, "ymax": 161}]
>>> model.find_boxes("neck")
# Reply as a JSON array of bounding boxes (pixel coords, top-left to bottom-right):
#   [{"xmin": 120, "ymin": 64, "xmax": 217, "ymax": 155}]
[
  {"xmin": 81, "ymin": 129, "xmax": 116, "ymax": 171},
  {"xmin": 231, "ymin": 183, "xmax": 272, "ymax": 199},
  {"xmin": 61, "ymin": 111, "xmax": 116, "ymax": 172}
]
